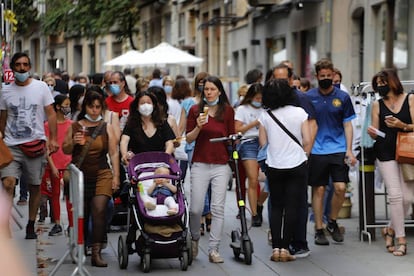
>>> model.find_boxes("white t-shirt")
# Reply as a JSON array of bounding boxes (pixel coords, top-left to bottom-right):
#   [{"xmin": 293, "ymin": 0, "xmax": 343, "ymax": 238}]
[
  {"xmin": 235, "ymin": 104, "xmax": 263, "ymax": 138},
  {"xmin": 125, "ymin": 74, "xmax": 137, "ymax": 95},
  {"xmin": 258, "ymin": 106, "xmax": 308, "ymax": 169},
  {"xmin": 167, "ymin": 98, "xmax": 182, "ymax": 126},
  {"xmin": 0, "ymin": 79, "xmax": 54, "ymax": 146}
]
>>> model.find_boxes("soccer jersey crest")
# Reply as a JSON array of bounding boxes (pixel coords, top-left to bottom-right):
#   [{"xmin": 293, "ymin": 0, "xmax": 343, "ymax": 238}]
[{"xmin": 332, "ymin": 98, "xmax": 342, "ymax": 107}]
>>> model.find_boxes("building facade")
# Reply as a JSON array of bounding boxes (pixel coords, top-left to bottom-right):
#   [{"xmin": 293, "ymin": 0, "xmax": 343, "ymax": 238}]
[
  {"xmin": 11, "ymin": 0, "xmax": 414, "ymax": 92},
  {"xmin": 228, "ymin": 0, "xmax": 413, "ymax": 89}
]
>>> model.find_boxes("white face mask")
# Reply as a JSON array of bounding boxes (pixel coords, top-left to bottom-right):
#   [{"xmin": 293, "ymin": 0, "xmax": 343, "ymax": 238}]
[
  {"xmin": 85, "ymin": 114, "xmax": 103, "ymax": 122},
  {"xmin": 138, "ymin": 103, "xmax": 154, "ymax": 117}
]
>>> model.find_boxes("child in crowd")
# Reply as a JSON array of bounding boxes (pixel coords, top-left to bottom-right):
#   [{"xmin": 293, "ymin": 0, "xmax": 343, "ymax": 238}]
[
  {"xmin": 141, "ymin": 166, "xmax": 178, "ymax": 216},
  {"xmin": 44, "ymin": 94, "xmax": 73, "ymax": 236},
  {"xmin": 39, "ymin": 171, "xmax": 54, "ymax": 223}
]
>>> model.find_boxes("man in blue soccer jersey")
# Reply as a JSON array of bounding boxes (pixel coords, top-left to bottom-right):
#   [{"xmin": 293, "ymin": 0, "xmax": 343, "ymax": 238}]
[{"xmin": 306, "ymin": 58, "xmax": 356, "ymax": 246}]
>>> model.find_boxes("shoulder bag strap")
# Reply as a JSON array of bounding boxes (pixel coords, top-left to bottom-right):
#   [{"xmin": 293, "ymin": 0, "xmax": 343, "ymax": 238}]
[
  {"xmin": 75, "ymin": 121, "xmax": 105, "ymax": 167},
  {"xmin": 266, "ymin": 109, "xmax": 302, "ymax": 147}
]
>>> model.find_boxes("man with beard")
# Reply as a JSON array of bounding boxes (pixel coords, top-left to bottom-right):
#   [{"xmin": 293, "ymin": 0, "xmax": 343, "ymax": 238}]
[{"xmin": 0, "ymin": 52, "xmax": 58, "ymax": 239}]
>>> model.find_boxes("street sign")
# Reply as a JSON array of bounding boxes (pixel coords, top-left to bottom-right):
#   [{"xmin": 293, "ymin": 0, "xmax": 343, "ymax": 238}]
[{"xmin": 3, "ymin": 69, "xmax": 14, "ymax": 82}]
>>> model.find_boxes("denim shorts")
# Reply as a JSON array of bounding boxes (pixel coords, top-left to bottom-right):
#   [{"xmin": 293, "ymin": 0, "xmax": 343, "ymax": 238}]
[{"xmin": 238, "ymin": 138, "xmax": 259, "ymax": 161}]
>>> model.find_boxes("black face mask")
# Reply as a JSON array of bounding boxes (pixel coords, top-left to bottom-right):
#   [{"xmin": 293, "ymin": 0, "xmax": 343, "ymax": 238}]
[
  {"xmin": 318, "ymin": 78, "xmax": 333, "ymax": 90},
  {"xmin": 377, "ymin": 85, "xmax": 390, "ymax": 97}
]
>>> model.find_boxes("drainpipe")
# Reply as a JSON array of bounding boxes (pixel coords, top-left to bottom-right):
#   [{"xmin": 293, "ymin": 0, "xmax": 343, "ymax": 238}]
[
  {"xmin": 326, "ymin": 0, "xmax": 332, "ymax": 59},
  {"xmin": 247, "ymin": 7, "xmax": 254, "ymax": 71},
  {"xmin": 385, "ymin": 0, "xmax": 395, "ymax": 68}
]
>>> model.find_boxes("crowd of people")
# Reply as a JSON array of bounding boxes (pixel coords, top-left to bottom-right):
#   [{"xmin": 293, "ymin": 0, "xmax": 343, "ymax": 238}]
[{"xmin": 0, "ymin": 51, "xmax": 412, "ymax": 271}]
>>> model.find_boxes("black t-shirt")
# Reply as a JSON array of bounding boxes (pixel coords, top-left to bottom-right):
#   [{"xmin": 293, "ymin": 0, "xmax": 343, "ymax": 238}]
[{"xmin": 123, "ymin": 121, "xmax": 175, "ymax": 154}]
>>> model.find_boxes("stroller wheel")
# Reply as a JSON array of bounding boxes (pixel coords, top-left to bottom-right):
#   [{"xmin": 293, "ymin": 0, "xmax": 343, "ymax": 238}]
[
  {"xmin": 141, "ymin": 253, "xmax": 151, "ymax": 273},
  {"xmin": 180, "ymin": 251, "xmax": 189, "ymax": 271},
  {"xmin": 186, "ymin": 231, "xmax": 193, "ymax": 266},
  {"xmin": 118, "ymin": 235, "xmax": 129, "ymax": 269}
]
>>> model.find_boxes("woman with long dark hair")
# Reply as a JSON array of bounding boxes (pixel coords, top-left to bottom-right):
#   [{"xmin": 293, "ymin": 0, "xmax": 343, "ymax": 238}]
[
  {"xmin": 120, "ymin": 91, "xmax": 175, "ymax": 164},
  {"xmin": 186, "ymin": 75, "xmax": 235, "ymax": 263},
  {"xmin": 68, "ymin": 84, "xmax": 86, "ymax": 120},
  {"xmin": 63, "ymin": 89, "xmax": 120, "ymax": 267},
  {"xmin": 235, "ymin": 83, "xmax": 263, "ymax": 226}
]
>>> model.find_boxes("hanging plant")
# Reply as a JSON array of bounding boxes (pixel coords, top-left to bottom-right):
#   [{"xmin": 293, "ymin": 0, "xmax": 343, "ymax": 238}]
[{"xmin": 4, "ymin": 9, "xmax": 18, "ymax": 32}]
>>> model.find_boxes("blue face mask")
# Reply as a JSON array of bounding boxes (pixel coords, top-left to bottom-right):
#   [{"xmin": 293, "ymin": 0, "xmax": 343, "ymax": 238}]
[
  {"xmin": 85, "ymin": 114, "xmax": 103, "ymax": 122},
  {"xmin": 109, "ymin": 84, "xmax": 121, "ymax": 95},
  {"xmin": 251, "ymin": 101, "xmax": 262, "ymax": 108},
  {"xmin": 14, "ymin": 71, "xmax": 30, "ymax": 82},
  {"xmin": 204, "ymin": 97, "xmax": 219, "ymax": 106},
  {"xmin": 197, "ymin": 85, "xmax": 204, "ymax": 93},
  {"xmin": 333, "ymin": 83, "xmax": 341, "ymax": 89},
  {"xmin": 164, "ymin": 85, "xmax": 173, "ymax": 94}
]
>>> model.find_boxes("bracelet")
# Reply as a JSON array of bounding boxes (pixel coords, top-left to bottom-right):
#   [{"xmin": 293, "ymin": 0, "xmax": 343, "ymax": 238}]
[{"xmin": 404, "ymin": 123, "xmax": 409, "ymax": 131}]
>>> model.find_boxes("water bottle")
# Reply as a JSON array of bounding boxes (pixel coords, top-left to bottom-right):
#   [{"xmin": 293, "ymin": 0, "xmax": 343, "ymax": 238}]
[
  {"xmin": 119, "ymin": 109, "xmax": 129, "ymax": 131},
  {"xmin": 346, "ymin": 156, "xmax": 357, "ymax": 172}
]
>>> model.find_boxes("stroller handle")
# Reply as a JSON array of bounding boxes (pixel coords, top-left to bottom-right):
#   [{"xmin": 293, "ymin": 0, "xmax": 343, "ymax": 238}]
[{"xmin": 126, "ymin": 151, "xmax": 182, "ymax": 181}]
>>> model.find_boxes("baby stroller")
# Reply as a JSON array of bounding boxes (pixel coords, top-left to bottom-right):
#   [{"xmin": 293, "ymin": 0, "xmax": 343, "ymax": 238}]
[{"xmin": 117, "ymin": 152, "xmax": 192, "ymax": 272}]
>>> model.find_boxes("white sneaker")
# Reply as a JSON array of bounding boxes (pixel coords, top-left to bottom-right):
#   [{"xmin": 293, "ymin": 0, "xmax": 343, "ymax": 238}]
[{"xmin": 209, "ymin": 250, "xmax": 224, "ymax": 263}]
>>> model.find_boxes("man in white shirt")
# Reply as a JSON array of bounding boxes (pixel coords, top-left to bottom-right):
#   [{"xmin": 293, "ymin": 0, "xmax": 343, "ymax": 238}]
[
  {"xmin": 0, "ymin": 52, "xmax": 58, "ymax": 239},
  {"xmin": 123, "ymin": 68, "xmax": 137, "ymax": 95}
]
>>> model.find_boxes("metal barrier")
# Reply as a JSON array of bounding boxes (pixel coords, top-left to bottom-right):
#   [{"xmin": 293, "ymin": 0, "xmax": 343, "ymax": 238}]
[
  {"xmin": 354, "ymin": 81, "xmax": 414, "ymax": 243},
  {"xmin": 12, "ymin": 203, "xmax": 24, "ymax": 230},
  {"xmin": 50, "ymin": 164, "xmax": 91, "ymax": 276}
]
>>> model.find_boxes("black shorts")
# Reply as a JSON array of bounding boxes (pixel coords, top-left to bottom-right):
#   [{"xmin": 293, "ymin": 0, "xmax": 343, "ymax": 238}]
[{"xmin": 308, "ymin": 153, "xmax": 349, "ymax": 187}]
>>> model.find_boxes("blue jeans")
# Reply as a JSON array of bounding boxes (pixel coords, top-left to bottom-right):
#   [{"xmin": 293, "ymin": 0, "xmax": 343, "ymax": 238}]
[{"xmin": 19, "ymin": 177, "xmax": 28, "ymax": 201}]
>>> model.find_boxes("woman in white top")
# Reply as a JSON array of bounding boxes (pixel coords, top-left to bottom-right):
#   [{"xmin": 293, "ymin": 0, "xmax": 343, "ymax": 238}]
[
  {"xmin": 235, "ymin": 83, "xmax": 263, "ymax": 226},
  {"xmin": 258, "ymin": 79, "xmax": 311, "ymax": 262}
]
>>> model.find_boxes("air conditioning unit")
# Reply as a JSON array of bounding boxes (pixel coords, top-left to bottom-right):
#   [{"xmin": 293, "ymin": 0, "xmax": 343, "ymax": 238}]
[{"xmin": 248, "ymin": 0, "xmax": 291, "ymax": 7}]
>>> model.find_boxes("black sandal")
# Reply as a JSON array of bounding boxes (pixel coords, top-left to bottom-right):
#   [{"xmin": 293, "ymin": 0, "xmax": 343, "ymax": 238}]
[
  {"xmin": 393, "ymin": 243, "xmax": 407, "ymax": 256},
  {"xmin": 381, "ymin": 227, "xmax": 395, "ymax": 253},
  {"xmin": 200, "ymin": 223, "xmax": 205, "ymax": 236},
  {"xmin": 206, "ymin": 217, "xmax": 212, "ymax": 232}
]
